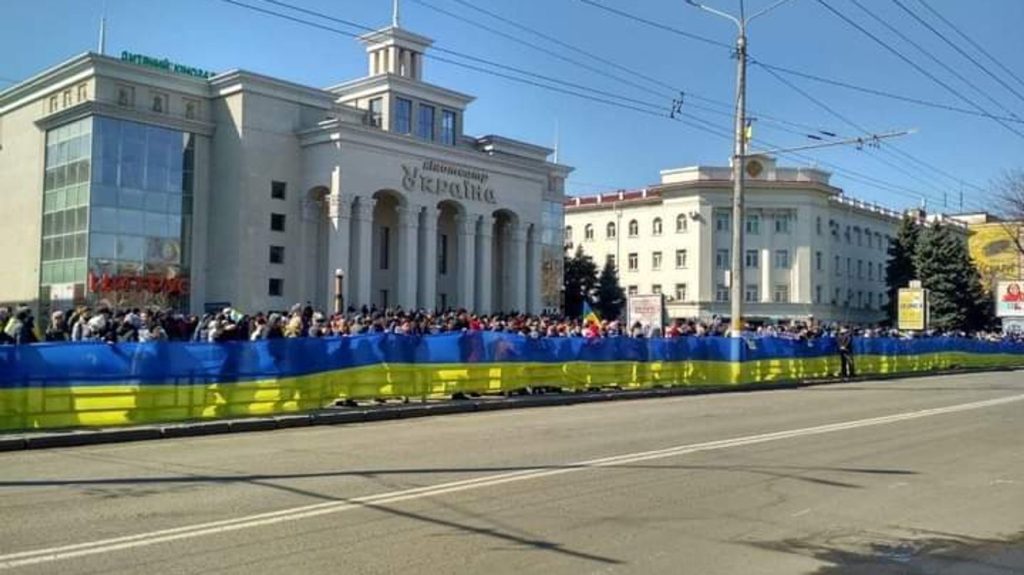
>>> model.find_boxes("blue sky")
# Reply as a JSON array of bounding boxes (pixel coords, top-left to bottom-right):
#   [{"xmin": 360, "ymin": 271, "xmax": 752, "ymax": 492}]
[{"xmin": 3, "ymin": 0, "xmax": 1023, "ymax": 214}]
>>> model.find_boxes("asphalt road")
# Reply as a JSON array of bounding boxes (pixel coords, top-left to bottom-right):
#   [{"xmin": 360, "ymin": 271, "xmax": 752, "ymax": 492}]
[{"xmin": 0, "ymin": 372, "xmax": 1022, "ymax": 574}]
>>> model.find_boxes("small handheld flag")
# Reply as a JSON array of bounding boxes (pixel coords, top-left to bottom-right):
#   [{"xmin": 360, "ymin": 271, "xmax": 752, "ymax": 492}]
[{"xmin": 582, "ymin": 301, "xmax": 599, "ymax": 325}]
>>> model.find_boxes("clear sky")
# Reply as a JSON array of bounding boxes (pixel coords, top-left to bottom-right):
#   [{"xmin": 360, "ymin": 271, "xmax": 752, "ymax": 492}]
[{"xmin": 3, "ymin": 0, "xmax": 1023, "ymax": 214}]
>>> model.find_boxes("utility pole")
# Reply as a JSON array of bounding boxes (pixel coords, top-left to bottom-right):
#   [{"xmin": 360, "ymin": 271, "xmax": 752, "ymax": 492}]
[{"xmin": 685, "ymin": 0, "xmax": 798, "ymax": 335}]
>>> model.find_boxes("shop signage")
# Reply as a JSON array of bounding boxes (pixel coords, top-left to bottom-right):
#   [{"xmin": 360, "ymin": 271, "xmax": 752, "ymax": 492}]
[
  {"xmin": 88, "ymin": 273, "xmax": 191, "ymax": 296},
  {"xmin": 401, "ymin": 160, "xmax": 497, "ymax": 204},
  {"xmin": 120, "ymin": 51, "xmax": 215, "ymax": 79}
]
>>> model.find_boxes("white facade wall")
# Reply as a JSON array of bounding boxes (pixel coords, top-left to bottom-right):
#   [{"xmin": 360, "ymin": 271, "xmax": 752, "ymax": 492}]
[{"xmin": 566, "ymin": 160, "xmax": 901, "ymax": 324}]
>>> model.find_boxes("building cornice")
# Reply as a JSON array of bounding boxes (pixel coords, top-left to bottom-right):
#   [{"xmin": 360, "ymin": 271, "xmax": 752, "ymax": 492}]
[
  {"xmin": 209, "ymin": 70, "xmax": 334, "ymax": 109},
  {"xmin": 327, "ymin": 74, "xmax": 475, "ymax": 108},
  {"xmin": 298, "ymin": 119, "xmax": 570, "ymax": 182}
]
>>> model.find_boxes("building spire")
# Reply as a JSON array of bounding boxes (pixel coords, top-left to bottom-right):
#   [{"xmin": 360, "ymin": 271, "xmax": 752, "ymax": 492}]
[
  {"xmin": 392, "ymin": 0, "xmax": 400, "ymax": 27},
  {"xmin": 98, "ymin": 0, "xmax": 107, "ymax": 55}
]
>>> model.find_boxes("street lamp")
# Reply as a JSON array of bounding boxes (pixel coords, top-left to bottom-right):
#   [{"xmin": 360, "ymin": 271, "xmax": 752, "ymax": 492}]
[
  {"xmin": 684, "ymin": 0, "xmax": 798, "ymax": 335},
  {"xmin": 334, "ymin": 268, "xmax": 345, "ymax": 315}
]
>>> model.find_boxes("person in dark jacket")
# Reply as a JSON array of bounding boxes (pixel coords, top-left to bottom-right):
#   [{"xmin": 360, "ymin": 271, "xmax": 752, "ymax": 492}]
[{"xmin": 836, "ymin": 327, "xmax": 855, "ymax": 379}]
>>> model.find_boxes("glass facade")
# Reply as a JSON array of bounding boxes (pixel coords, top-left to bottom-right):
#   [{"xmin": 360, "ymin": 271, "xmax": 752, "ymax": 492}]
[
  {"xmin": 41, "ymin": 118, "xmax": 91, "ymax": 293},
  {"xmin": 394, "ymin": 98, "xmax": 412, "ymax": 134},
  {"xmin": 41, "ymin": 116, "xmax": 195, "ymax": 311}
]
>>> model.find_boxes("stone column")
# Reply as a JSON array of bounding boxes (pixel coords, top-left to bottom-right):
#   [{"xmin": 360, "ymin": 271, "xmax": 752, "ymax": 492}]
[
  {"xmin": 510, "ymin": 223, "xmax": 528, "ymax": 313},
  {"xmin": 761, "ymin": 247, "xmax": 772, "ymax": 303},
  {"xmin": 326, "ymin": 167, "xmax": 351, "ymax": 313},
  {"xmin": 475, "ymin": 216, "xmax": 494, "ymax": 314},
  {"xmin": 526, "ymin": 224, "xmax": 542, "ymax": 314},
  {"xmin": 352, "ymin": 197, "xmax": 376, "ymax": 307},
  {"xmin": 456, "ymin": 214, "xmax": 476, "ymax": 311},
  {"xmin": 419, "ymin": 206, "xmax": 439, "ymax": 311},
  {"xmin": 401, "ymin": 49, "xmax": 412, "ymax": 77},
  {"xmin": 396, "ymin": 206, "xmax": 419, "ymax": 310}
]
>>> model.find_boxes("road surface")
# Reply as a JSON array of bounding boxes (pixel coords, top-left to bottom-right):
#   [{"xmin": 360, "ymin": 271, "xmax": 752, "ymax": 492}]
[{"xmin": 0, "ymin": 372, "xmax": 1022, "ymax": 574}]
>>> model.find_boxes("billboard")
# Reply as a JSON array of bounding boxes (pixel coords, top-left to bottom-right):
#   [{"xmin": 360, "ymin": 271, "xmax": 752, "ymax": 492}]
[
  {"xmin": 995, "ymin": 280, "xmax": 1024, "ymax": 318},
  {"xmin": 627, "ymin": 294, "xmax": 665, "ymax": 330},
  {"xmin": 897, "ymin": 288, "xmax": 927, "ymax": 331}
]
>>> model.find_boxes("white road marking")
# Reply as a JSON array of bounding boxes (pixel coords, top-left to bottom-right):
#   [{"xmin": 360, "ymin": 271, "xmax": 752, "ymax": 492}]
[{"xmin": 1, "ymin": 393, "xmax": 1022, "ymax": 570}]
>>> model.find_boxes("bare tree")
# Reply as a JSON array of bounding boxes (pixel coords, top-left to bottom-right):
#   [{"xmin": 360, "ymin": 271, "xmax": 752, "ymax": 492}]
[{"xmin": 992, "ymin": 169, "xmax": 1024, "ymax": 256}]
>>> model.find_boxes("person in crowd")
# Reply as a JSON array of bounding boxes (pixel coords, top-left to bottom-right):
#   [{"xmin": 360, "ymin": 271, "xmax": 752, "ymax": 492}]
[{"xmin": 836, "ymin": 326, "xmax": 855, "ymax": 379}]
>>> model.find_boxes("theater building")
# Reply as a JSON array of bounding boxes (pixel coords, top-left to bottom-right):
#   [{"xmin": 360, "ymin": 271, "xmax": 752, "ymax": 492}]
[
  {"xmin": 0, "ymin": 15, "xmax": 570, "ymax": 316},
  {"xmin": 565, "ymin": 156, "xmax": 902, "ymax": 324}
]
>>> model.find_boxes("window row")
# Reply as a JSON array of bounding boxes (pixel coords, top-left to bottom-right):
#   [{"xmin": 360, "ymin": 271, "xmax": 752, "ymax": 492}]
[
  {"xmin": 115, "ymin": 83, "xmax": 201, "ymax": 120},
  {"xmin": 567, "ymin": 214, "xmax": 692, "ymax": 242},
  {"xmin": 715, "ymin": 211, "xmax": 793, "ymax": 234},
  {"xmin": 47, "ymin": 83, "xmax": 89, "ymax": 114},
  {"xmin": 389, "ymin": 97, "xmax": 458, "ymax": 146}
]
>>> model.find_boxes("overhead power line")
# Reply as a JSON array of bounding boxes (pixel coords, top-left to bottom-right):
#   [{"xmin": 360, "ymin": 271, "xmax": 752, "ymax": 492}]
[
  {"xmin": 909, "ymin": 0, "xmax": 1024, "ymax": 92},
  {"xmin": 814, "ymin": 0, "xmax": 1024, "ymax": 140},
  {"xmin": 891, "ymin": 0, "xmax": 1024, "ymax": 108},
  {"xmin": 849, "ymin": 0, "xmax": 1022, "ymax": 121},
  {"xmin": 220, "ymin": 0, "xmax": 971, "ymax": 212}
]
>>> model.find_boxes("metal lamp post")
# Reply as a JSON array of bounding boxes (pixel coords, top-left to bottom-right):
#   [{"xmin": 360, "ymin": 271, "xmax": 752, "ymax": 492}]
[{"xmin": 684, "ymin": 0, "xmax": 798, "ymax": 335}]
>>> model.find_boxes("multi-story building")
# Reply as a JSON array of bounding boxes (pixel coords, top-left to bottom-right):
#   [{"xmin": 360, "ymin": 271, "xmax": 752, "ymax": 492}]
[
  {"xmin": 565, "ymin": 156, "xmax": 900, "ymax": 324},
  {"xmin": 0, "ymin": 12, "xmax": 571, "ymax": 316}
]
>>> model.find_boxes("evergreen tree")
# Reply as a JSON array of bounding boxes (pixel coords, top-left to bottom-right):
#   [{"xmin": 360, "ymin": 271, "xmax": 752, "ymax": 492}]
[
  {"xmin": 563, "ymin": 245, "xmax": 598, "ymax": 318},
  {"xmin": 595, "ymin": 258, "xmax": 626, "ymax": 321},
  {"xmin": 885, "ymin": 216, "xmax": 920, "ymax": 324},
  {"xmin": 914, "ymin": 222, "xmax": 992, "ymax": 332}
]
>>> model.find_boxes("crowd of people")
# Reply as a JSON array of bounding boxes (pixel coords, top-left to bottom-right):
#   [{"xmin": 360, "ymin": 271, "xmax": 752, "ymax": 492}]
[{"xmin": 1, "ymin": 302, "xmax": 1020, "ymax": 345}]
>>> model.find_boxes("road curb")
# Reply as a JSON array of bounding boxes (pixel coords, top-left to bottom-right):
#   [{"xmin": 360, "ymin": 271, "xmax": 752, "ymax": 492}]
[{"xmin": 1, "ymin": 366, "xmax": 1018, "ymax": 451}]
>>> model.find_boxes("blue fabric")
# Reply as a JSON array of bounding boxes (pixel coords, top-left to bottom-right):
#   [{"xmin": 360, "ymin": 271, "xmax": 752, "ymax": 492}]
[{"xmin": 0, "ymin": 335, "xmax": 1021, "ymax": 388}]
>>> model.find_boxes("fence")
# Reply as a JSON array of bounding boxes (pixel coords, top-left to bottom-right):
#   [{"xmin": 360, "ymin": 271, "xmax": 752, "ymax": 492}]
[{"xmin": 1, "ymin": 334, "xmax": 1023, "ymax": 431}]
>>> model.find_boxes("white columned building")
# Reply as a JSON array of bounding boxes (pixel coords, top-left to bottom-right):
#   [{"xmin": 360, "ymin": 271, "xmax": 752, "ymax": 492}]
[{"xmin": 0, "ymin": 5, "xmax": 572, "ymax": 316}]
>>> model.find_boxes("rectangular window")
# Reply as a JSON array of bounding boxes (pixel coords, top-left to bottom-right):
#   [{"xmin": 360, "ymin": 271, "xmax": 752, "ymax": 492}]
[
  {"xmin": 269, "ymin": 245, "xmax": 285, "ymax": 264},
  {"xmin": 150, "ymin": 92, "xmax": 167, "ymax": 114},
  {"xmin": 268, "ymin": 278, "xmax": 284, "ymax": 297},
  {"xmin": 857, "ymin": 291, "xmax": 864, "ymax": 308},
  {"xmin": 745, "ymin": 250, "xmax": 759, "ymax": 269},
  {"xmin": 49, "ymin": 95, "xmax": 58, "ymax": 113},
  {"xmin": 745, "ymin": 214, "xmax": 760, "ymax": 235},
  {"xmin": 835, "ymin": 255, "xmax": 841, "ymax": 276},
  {"xmin": 857, "ymin": 259, "xmax": 863, "ymax": 279},
  {"xmin": 270, "ymin": 213, "xmax": 286, "ymax": 232},
  {"xmin": 716, "ymin": 284, "xmax": 730, "ymax": 302},
  {"xmin": 62, "ymin": 90, "xmax": 71, "ymax": 107},
  {"xmin": 674, "ymin": 283, "xmax": 688, "ymax": 301},
  {"xmin": 628, "ymin": 252, "xmax": 638, "ymax": 272},
  {"xmin": 815, "ymin": 285, "xmax": 822, "ymax": 304},
  {"xmin": 715, "ymin": 212, "xmax": 730, "ymax": 232},
  {"xmin": 628, "ymin": 285, "xmax": 638, "ymax": 296},
  {"xmin": 675, "ymin": 249, "xmax": 687, "ymax": 269},
  {"xmin": 867, "ymin": 292, "xmax": 874, "ymax": 308},
  {"xmin": 835, "ymin": 288, "xmax": 841, "ymax": 304},
  {"xmin": 775, "ymin": 215, "xmax": 791, "ymax": 234},
  {"xmin": 846, "ymin": 258, "xmax": 852, "ymax": 277},
  {"xmin": 368, "ymin": 97, "xmax": 383, "ymax": 128},
  {"xmin": 774, "ymin": 249, "xmax": 790, "ymax": 269},
  {"xmin": 868, "ymin": 262, "xmax": 874, "ymax": 280},
  {"xmin": 652, "ymin": 251, "xmax": 662, "ymax": 270},
  {"xmin": 271, "ymin": 181, "xmax": 287, "ymax": 200},
  {"xmin": 878, "ymin": 262, "xmax": 884, "ymax": 281},
  {"xmin": 380, "ymin": 226, "xmax": 391, "ymax": 270},
  {"xmin": 607, "ymin": 254, "xmax": 616, "ymax": 268},
  {"xmin": 394, "ymin": 98, "xmax": 412, "ymax": 134},
  {"xmin": 716, "ymin": 249, "xmax": 729, "ymax": 270},
  {"xmin": 815, "ymin": 251, "xmax": 822, "ymax": 271},
  {"xmin": 773, "ymin": 284, "xmax": 790, "ymax": 303},
  {"xmin": 116, "ymin": 84, "xmax": 134, "ymax": 108},
  {"xmin": 439, "ymin": 233, "xmax": 449, "ymax": 275},
  {"xmin": 441, "ymin": 110, "xmax": 457, "ymax": 145},
  {"xmin": 184, "ymin": 98, "xmax": 199, "ymax": 120},
  {"xmin": 652, "ymin": 284, "xmax": 662, "ymax": 295},
  {"xmin": 76, "ymin": 83, "xmax": 87, "ymax": 103},
  {"xmin": 417, "ymin": 104, "xmax": 435, "ymax": 141},
  {"xmin": 816, "ymin": 216, "xmax": 822, "ymax": 235},
  {"xmin": 745, "ymin": 284, "xmax": 759, "ymax": 303}
]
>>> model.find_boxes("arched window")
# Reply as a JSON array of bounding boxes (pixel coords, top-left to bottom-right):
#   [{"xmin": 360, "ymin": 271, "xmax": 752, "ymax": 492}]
[
  {"xmin": 628, "ymin": 219, "xmax": 639, "ymax": 237},
  {"xmin": 564, "ymin": 225, "xmax": 573, "ymax": 242},
  {"xmin": 676, "ymin": 214, "xmax": 688, "ymax": 233},
  {"xmin": 584, "ymin": 224, "xmax": 594, "ymax": 241},
  {"xmin": 652, "ymin": 218, "xmax": 662, "ymax": 235},
  {"xmin": 606, "ymin": 221, "xmax": 617, "ymax": 239}
]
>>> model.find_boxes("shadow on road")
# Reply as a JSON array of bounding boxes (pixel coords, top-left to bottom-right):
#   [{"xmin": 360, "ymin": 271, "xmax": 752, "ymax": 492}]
[{"xmin": 747, "ymin": 530, "xmax": 1024, "ymax": 574}]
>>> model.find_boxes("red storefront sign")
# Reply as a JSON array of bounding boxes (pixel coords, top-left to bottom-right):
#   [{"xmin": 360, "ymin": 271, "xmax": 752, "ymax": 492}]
[{"xmin": 87, "ymin": 273, "xmax": 190, "ymax": 296}]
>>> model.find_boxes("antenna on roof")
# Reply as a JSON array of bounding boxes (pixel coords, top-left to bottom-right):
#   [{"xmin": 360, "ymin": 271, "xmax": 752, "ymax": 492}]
[
  {"xmin": 553, "ymin": 119, "xmax": 560, "ymax": 164},
  {"xmin": 392, "ymin": 0, "xmax": 401, "ymax": 27}
]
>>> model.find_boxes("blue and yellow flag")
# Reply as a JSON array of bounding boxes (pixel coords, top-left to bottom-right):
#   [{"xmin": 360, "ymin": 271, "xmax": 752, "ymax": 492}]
[{"xmin": 582, "ymin": 301, "xmax": 599, "ymax": 325}]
